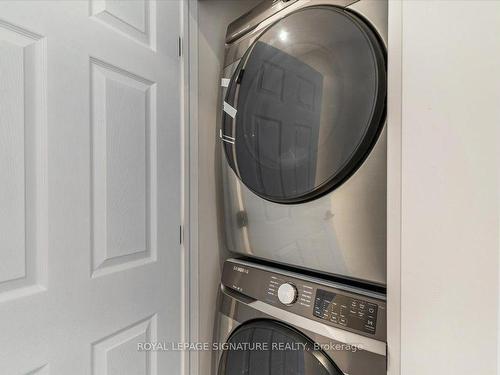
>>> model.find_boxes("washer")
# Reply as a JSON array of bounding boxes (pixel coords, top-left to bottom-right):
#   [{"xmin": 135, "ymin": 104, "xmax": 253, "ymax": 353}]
[
  {"xmin": 219, "ymin": 0, "xmax": 387, "ymax": 286},
  {"xmin": 214, "ymin": 258, "xmax": 386, "ymax": 375}
]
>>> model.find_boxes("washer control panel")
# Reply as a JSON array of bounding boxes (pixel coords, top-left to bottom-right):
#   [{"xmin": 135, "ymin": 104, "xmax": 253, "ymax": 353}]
[
  {"xmin": 314, "ymin": 289, "xmax": 378, "ymax": 334},
  {"xmin": 222, "ymin": 259, "xmax": 386, "ymax": 341}
]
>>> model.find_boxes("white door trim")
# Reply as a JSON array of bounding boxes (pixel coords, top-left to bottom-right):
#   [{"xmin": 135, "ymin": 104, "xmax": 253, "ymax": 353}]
[{"xmin": 182, "ymin": 0, "xmax": 200, "ymax": 374}]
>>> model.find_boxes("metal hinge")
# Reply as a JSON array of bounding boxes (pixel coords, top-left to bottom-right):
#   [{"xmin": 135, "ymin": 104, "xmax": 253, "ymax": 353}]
[{"xmin": 178, "ymin": 36, "xmax": 182, "ymax": 57}]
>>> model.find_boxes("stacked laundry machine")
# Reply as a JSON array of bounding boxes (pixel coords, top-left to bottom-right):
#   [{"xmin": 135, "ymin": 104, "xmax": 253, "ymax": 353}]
[{"xmin": 215, "ymin": 1, "xmax": 387, "ymax": 374}]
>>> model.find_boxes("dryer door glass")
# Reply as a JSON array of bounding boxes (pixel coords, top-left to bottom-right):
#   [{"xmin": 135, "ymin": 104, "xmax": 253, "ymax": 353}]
[
  {"xmin": 218, "ymin": 320, "xmax": 343, "ymax": 375},
  {"xmin": 222, "ymin": 6, "xmax": 386, "ymax": 203}
]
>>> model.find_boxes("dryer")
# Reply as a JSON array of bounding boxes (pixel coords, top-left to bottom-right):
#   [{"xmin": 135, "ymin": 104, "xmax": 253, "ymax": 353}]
[
  {"xmin": 214, "ymin": 258, "xmax": 387, "ymax": 374},
  {"xmin": 219, "ymin": 0, "xmax": 387, "ymax": 286}
]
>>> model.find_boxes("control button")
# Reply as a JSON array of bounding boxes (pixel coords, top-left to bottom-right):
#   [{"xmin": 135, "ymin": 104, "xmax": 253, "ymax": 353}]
[
  {"xmin": 367, "ymin": 319, "xmax": 374, "ymax": 327},
  {"xmin": 277, "ymin": 283, "xmax": 298, "ymax": 305},
  {"xmin": 368, "ymin": 307, "xmax": 375, "ymax": 314},
  {"xmin": 339, "ymin": 317, "xmax": 347, "ymax": 325}
]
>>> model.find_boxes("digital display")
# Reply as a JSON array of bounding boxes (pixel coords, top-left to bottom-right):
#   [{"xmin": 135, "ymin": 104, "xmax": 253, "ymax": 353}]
[{"xmin": 314, "ymin": 289, "xmax": 378, "ymax": 334}]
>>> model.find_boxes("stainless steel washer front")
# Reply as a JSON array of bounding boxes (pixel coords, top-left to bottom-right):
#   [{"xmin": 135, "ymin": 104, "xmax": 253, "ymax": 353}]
[{"xmin": 213, "ymin": 259, "xmax": 387, "ymax": 375}]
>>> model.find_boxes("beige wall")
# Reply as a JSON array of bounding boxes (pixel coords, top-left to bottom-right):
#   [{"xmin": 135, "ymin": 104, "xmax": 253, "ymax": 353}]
[
  {"xmin": 196, "ymin": 1, "xmax": 262, "ymax": 374},
  {"xmin": 389, "ymin": 1, "xmax": 500, "ymax": 374}
]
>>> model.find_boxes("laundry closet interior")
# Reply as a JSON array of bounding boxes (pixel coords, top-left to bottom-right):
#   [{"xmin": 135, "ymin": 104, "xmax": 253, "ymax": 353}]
[
  {"xmin": 0, "ymin": 0, "xmax": 497, "ymax": 374},
  {"xmin": 187, "ymin": 1, "xmax": 499, "ymax": 375}
]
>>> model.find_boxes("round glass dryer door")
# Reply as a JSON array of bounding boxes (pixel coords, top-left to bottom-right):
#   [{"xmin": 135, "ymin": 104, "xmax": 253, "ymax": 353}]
[
  {"xmin": 218, "ymin": 320, "xmax": 343, "ymax": 375},
  {"xmin": 222, "ymin": 6, "xmax": 386, "ymax": 203}
]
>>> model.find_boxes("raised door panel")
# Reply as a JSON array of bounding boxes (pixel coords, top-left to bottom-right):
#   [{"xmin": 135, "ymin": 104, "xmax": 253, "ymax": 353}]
[
  {"xmin": 0, "ymin": 20, "xmax": 47, "ymax": 300},
  {"xmin": 90, "ymin": 58, "xmax": 157, "ymax": 278},
  {"xmin": 92, "ymin": 315, "xmax": 157, "ymax": 375},
  {"xmin": 90, "ymin": 0, "xmax": 155, "ymax": 49}
]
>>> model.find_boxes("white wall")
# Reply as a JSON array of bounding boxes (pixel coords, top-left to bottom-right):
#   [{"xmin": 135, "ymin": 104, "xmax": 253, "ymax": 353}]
[
  {"xmin": 194, "ymin": 1, "xmax": 263, "ymax": 374},
  {"xmin": 389, "ymin": 1, "xmax": 500, "ymax": 374}
]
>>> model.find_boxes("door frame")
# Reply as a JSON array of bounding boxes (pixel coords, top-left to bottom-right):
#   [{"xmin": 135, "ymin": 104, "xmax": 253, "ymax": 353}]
[
  {"xmin": 387, "ymin": 1, "xmax": 402, "ymax": 375},
  {"xmin": 182, "ymin": 1, "xmax": 200, "ymax": 375}
]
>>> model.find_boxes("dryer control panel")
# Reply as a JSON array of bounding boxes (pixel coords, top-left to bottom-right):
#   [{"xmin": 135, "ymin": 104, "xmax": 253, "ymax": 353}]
[{"xmin": 222, "ymin": 259, "xmax": 386, "ymax": 341}]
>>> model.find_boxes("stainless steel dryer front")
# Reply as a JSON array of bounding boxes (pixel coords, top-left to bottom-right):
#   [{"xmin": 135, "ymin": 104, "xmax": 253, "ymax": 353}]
[
  {"xmin": 219, "ymin": 0, "xmax": 387, "ymax": 285},
  {"xmin": 213, "ymin": 259, "xmax": 387, "ymax": 375}
]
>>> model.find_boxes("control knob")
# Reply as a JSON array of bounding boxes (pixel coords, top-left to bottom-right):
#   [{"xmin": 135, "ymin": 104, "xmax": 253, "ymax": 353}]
[{"xmin": 277, "ymin": 283, "xmax": 298, "ymax": 305}]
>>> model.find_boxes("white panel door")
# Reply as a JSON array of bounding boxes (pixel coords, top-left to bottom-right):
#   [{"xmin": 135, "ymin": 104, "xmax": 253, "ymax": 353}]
[{"xmin": 0, "ymin": 1, "xmax": 182, "ymax": 374}]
